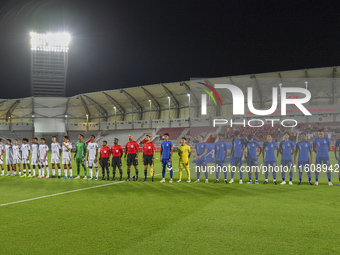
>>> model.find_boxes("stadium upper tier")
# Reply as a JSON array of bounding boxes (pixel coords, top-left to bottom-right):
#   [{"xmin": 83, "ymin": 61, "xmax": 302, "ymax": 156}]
[{"xmin": 0, "ymin": 66, "xmax": 340, "ymax": 125}]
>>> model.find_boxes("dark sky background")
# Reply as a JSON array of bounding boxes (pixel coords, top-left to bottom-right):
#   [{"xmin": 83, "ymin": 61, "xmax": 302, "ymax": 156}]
[{"xmin": 0, "ymin": 0, "xmax": 339, "ymax": 99}]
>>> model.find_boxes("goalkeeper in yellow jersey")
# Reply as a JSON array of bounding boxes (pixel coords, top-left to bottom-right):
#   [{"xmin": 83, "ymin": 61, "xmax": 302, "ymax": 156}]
[{"xmin": 177, "ymin": 137, "xmax": 191, "ymax": 183}]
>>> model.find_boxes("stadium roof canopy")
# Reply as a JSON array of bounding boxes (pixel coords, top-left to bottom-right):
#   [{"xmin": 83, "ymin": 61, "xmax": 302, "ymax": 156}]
[{"xmin": 0, "ymin": 66, "xmax": 339, "ymax": 122}]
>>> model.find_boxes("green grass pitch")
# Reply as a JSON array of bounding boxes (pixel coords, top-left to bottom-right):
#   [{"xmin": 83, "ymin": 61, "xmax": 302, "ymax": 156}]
[{"xmin": 0, "ymin": 152, "xmax": 339, "ymax": 254}]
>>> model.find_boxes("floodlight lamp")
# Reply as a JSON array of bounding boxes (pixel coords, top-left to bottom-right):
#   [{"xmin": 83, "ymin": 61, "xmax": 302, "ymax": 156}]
[{"xmin": 30, "ymin": 32, "xmax": 71, "ymax": 52}]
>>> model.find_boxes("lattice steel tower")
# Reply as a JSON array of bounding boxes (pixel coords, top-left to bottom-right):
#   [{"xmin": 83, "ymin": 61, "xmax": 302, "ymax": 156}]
[{"xmin": 30, "ymin": 32, "xmax": 70, "ymax": 97}]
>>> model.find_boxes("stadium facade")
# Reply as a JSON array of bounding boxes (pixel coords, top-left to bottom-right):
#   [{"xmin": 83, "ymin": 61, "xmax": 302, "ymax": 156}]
[{"xmin": 0, "ymin": 66, "xmax": 339, "ymax": 147}]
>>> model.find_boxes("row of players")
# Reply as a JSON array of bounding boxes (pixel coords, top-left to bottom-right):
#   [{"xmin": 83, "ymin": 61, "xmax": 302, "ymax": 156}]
[{"xmin": 0, "ymin": 130, "xmax": 339, "ymax": 185}]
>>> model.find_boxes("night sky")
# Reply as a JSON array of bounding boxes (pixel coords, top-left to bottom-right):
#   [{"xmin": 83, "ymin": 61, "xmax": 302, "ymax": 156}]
[{"xmin": 0, "ymin": 0, "xmax": 339, "ymax": 99}]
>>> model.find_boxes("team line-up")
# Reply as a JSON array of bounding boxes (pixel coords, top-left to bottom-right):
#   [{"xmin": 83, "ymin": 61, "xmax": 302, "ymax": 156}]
[{"xmin": 0, "ymin": 129, "xmax": 340, "ymax": 186}]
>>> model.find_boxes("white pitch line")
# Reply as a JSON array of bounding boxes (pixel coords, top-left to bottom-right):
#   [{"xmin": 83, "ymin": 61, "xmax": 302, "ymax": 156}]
[{"xmin": 0, "ymin": 169, "xmax": 182, "ymax": 207}]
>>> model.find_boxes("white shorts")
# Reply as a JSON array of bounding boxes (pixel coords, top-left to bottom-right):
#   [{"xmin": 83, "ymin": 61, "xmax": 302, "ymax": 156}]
[
  {"xmin": 87, "ymin": 160, "xmax": 98, "ymax": 168},
  {"xmin": 31, "ymin": 158, "xmax": 39, "ymax": 166},
  {"xmin": 39, "ymin": 159, "xmax": 48, "ymax": 166},
  {"xmin": 13, "ymin": 159, "xmax": 21, "ymax": 164},
  {"xmin": 22, "ymin": 159, "xmax": 30, "ymax": 164},
  {"xmin": 6, "ymin": 157, "xmax": 12, "ymax": 165},
  {"xmin": 62, "ymin": 158, "xmax": 71, "ymax": 165},
  {"xmin": 51, "ymin": 158, "xmax": 60, "ymax": 164}
]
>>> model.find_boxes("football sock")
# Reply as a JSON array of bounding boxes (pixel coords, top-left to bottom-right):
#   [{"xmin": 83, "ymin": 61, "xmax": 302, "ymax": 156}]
[
  {"xmin": 127, "ymin": 170, "xmax": 130, "ymax": 178},
  {"xmin": 144, "ymin": 170, "xmax": 147, "ymax": 179},
  {"xmin": 64, "ymin": 168, "xmax": 67, "ymax": 177},
  {"xmin": 113, "ymin": 170, "xmax": 116, "ymax": 179},
  {"xmin": 216, "ymin": 165, "xmax": 220, "ymax": 179},
  {"xmin": 162, "ymin": 164, "xmax": 166, "ymax": 178},
  {"xmin": 89, "ymin": 168, "xmax": 93, "ymax": 178},
  {"xmin": 289, "ymin": 171, "xmax": 293, "ymax": 182},
  {"xmin": 248, "ymin": 173, "xmax": 252, "ymax": 181},
  {"xmin": 77, "ymin": 166, "xmax": 80, "ymax": 176},
  {"xmin": 197, "ymin": 170, "xmax": 200, "ymax": 180},
  {"xmin": 255, "ymin": 172, "xmax": 259, "ymax": 181},
  {"xmin": 58, "ymin": 168, "xmax": 61, "ymax": 177},
  {"xmin": 240, "ymin": 168, "xmax": 243, "ymax": 180},
  {"xmin": 307, "ymin": 171, "xmax": 311, "ymax": 182},
  {"xmin": 69, "ymin": 168, "xmax": 73, "ymax": 177},
  {"xmin": 135, "ymin": 169, "xmax": 138, "ymax": 178},
  {"xmin": 231, "ymin": 167, "xmax": 235, "ymax": 179},
  {"xmin": 33, "ymin": 168, "xmax": 35, "ymax": 176},
  {"xmin": 223, "ymin": 168, "xmax": 227, "ymax": 180},
  {"xmin": 52, "ymin": 167, "xmax": 55, "ymax": 176},
  {"xmin": 46, "ymin": 167, "xmax": 49, "ymax": 176},
  {"xmin": 273, "ymin": 170, "xmax": 277, "ymax": 180},
  {"xmin": 265, "ymin": 171, "xmax": 269, "ymax": 179},
  {"xmin": 83, "ymin": 166, "xmax": 87, "ymax": 176},
  {"xmin": 119, "ymin": 169, "xmax": 122, "ymax": 177},
  {"xmin": 186, "ymin": 168, "xmax": 190, "ymax": 180},
  {"xmin": 315, "ymin": 171, "xmax": 319, "ymax": 182},
  {"xmin": 281, "ymin": 171, "xmax": 285, "ymax": 181},
  {"xmin": 179, "ymin": 169, "xmax": 182, "ymax": 180},
  {"xmin": 170, "ymin": 169, "xmax": 173, "ymax": 179},
  {"xmin": 96, "ymin": 168, "xmax": 99, "ymax": 178},
  {"xmin": 204, "ymin": 166, "xmax": 208, "ymax": 179},
  {"xmin": 28, "ymin": 167, "xmax": 31, "ymax": 174},
  {"xmin": 326, "ymin": 172, "xmax": 331, "ymax": 182},
  {"xmin": 299, "ymin": 171, "xmax": 303, "ymax": 182}
]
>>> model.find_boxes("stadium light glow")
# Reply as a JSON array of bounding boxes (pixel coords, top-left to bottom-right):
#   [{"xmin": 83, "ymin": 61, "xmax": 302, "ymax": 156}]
[{"xmin": 30, "ymin": 32, "xmax": 71, "ymax": 52}]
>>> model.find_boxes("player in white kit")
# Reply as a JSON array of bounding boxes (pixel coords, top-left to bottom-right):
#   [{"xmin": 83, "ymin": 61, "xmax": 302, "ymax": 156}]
[
  {"xmin": 87, "ymin": 135, "xmax": 99, "ymax": 180},
  {"xmin": 12, "ymin": 139, "xmax": 22, "ymax": 176},
  {"xmin": 5, "ymin": 139, "xmax": 13, "ymax": 176},
  {"xmin": 62, "ymin": 136, "xmax": 73, "ymax": 179},
  {"xmin": 0, "ymin": 138, "xmax": 4, "ymax": 176},
  {"xmin": 21, "ymin": 138, "xmax": 31, "ymax": 177},
  {"xmin": 50, "ymin": 136, "xmax": 62, "ymax": 178},
  {"xmin": 38, "ymin": 138, "xmax": 50, "ymax": 178},
  {"xmin": 30, "ymin": 137, "xmax": 40, "ymax": 177}
]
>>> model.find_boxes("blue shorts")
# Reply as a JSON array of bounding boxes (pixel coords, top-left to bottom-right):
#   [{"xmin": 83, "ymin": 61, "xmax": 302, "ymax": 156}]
[
  {"xmin": 315, "ymin": 157, "xmax": 330, "ymax": 166},
  {"xmin": 298, "ymin": 161, "xmax": 310, "ymax": 171},
  {"xmin": 264, "ymin": 161, "xmax": 277, "ymax": 169},
  {"xmin": 216, "ymin": 161, "xmax": 227, "ymax": 172},
  {"xmin": 247, "ymin": 157, "xmax": 258, "ymax": 167},
  {"xmin": 231, "ymin": 157, "xmax": 242, "ymax": 167},
  {"xmin": 196, "ymin": 159, "xmax": 207, "ymax": 168},
  {"xmin": 281, "ymin": 159, "xmax": 293, "ymax": 168},
  {"xmin": 162, "ymin": 159, "xmax": 169, "ymax": 167}
]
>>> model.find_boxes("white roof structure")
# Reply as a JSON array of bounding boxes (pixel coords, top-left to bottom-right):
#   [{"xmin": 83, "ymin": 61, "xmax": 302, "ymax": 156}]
[{"xmin": 1, "ymin": 66, "xmax": 339, "ymax": 122}]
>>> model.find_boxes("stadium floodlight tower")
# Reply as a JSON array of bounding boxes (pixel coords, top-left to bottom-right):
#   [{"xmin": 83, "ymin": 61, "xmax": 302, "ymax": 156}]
[{"xmin": 30, "ymin": 32, "xmax": 71, "ymax": 97}]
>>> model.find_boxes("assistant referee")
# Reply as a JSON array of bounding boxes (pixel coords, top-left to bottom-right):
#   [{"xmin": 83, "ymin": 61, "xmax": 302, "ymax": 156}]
[{"xmin": 100, "ymin": 140, "xmax": 110, "ymax": 180}]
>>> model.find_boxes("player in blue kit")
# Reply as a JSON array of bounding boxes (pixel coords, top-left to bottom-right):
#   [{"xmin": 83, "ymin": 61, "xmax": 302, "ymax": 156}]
[
  {"xmin": 214, "ymin": 134, "xmax": 228, "ymax": 183},
  {"xmin": 160, "ymin": 133, "xmax": 174, "ymax": 183},
  {"xmin": 194, "ymin": 135, "xmax": 208, "ymax": 183},
  {"xmin": 313, "ymin": 129, "xmax": 332, "ymax": 186},
  {"xmin": 229, "ymin": 131, "xmax": 245, "ymax": 184},
  {"xmin": 262, "ymin": 134, "xmax": 278, "ymax": 184},
  {"xmin": 243, "ymin": 134, "xmax": 262, "ymax": 184},
  {"xmin": 277, "ymin": 132, "xmax": 295, "ymax": 185},
  {"xmin": 334, "ymin": 137, "xmax": 340, "ymax": 186},
  {"xmin": 294, "ymin": 133, "xmax": 313, "ymax": 185}
]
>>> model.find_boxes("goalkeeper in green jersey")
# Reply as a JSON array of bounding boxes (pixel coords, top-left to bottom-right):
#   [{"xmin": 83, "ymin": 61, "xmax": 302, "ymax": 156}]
[{"xmin": 74, "ymin": 134, "xmax": 87, "ymax": 180}]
